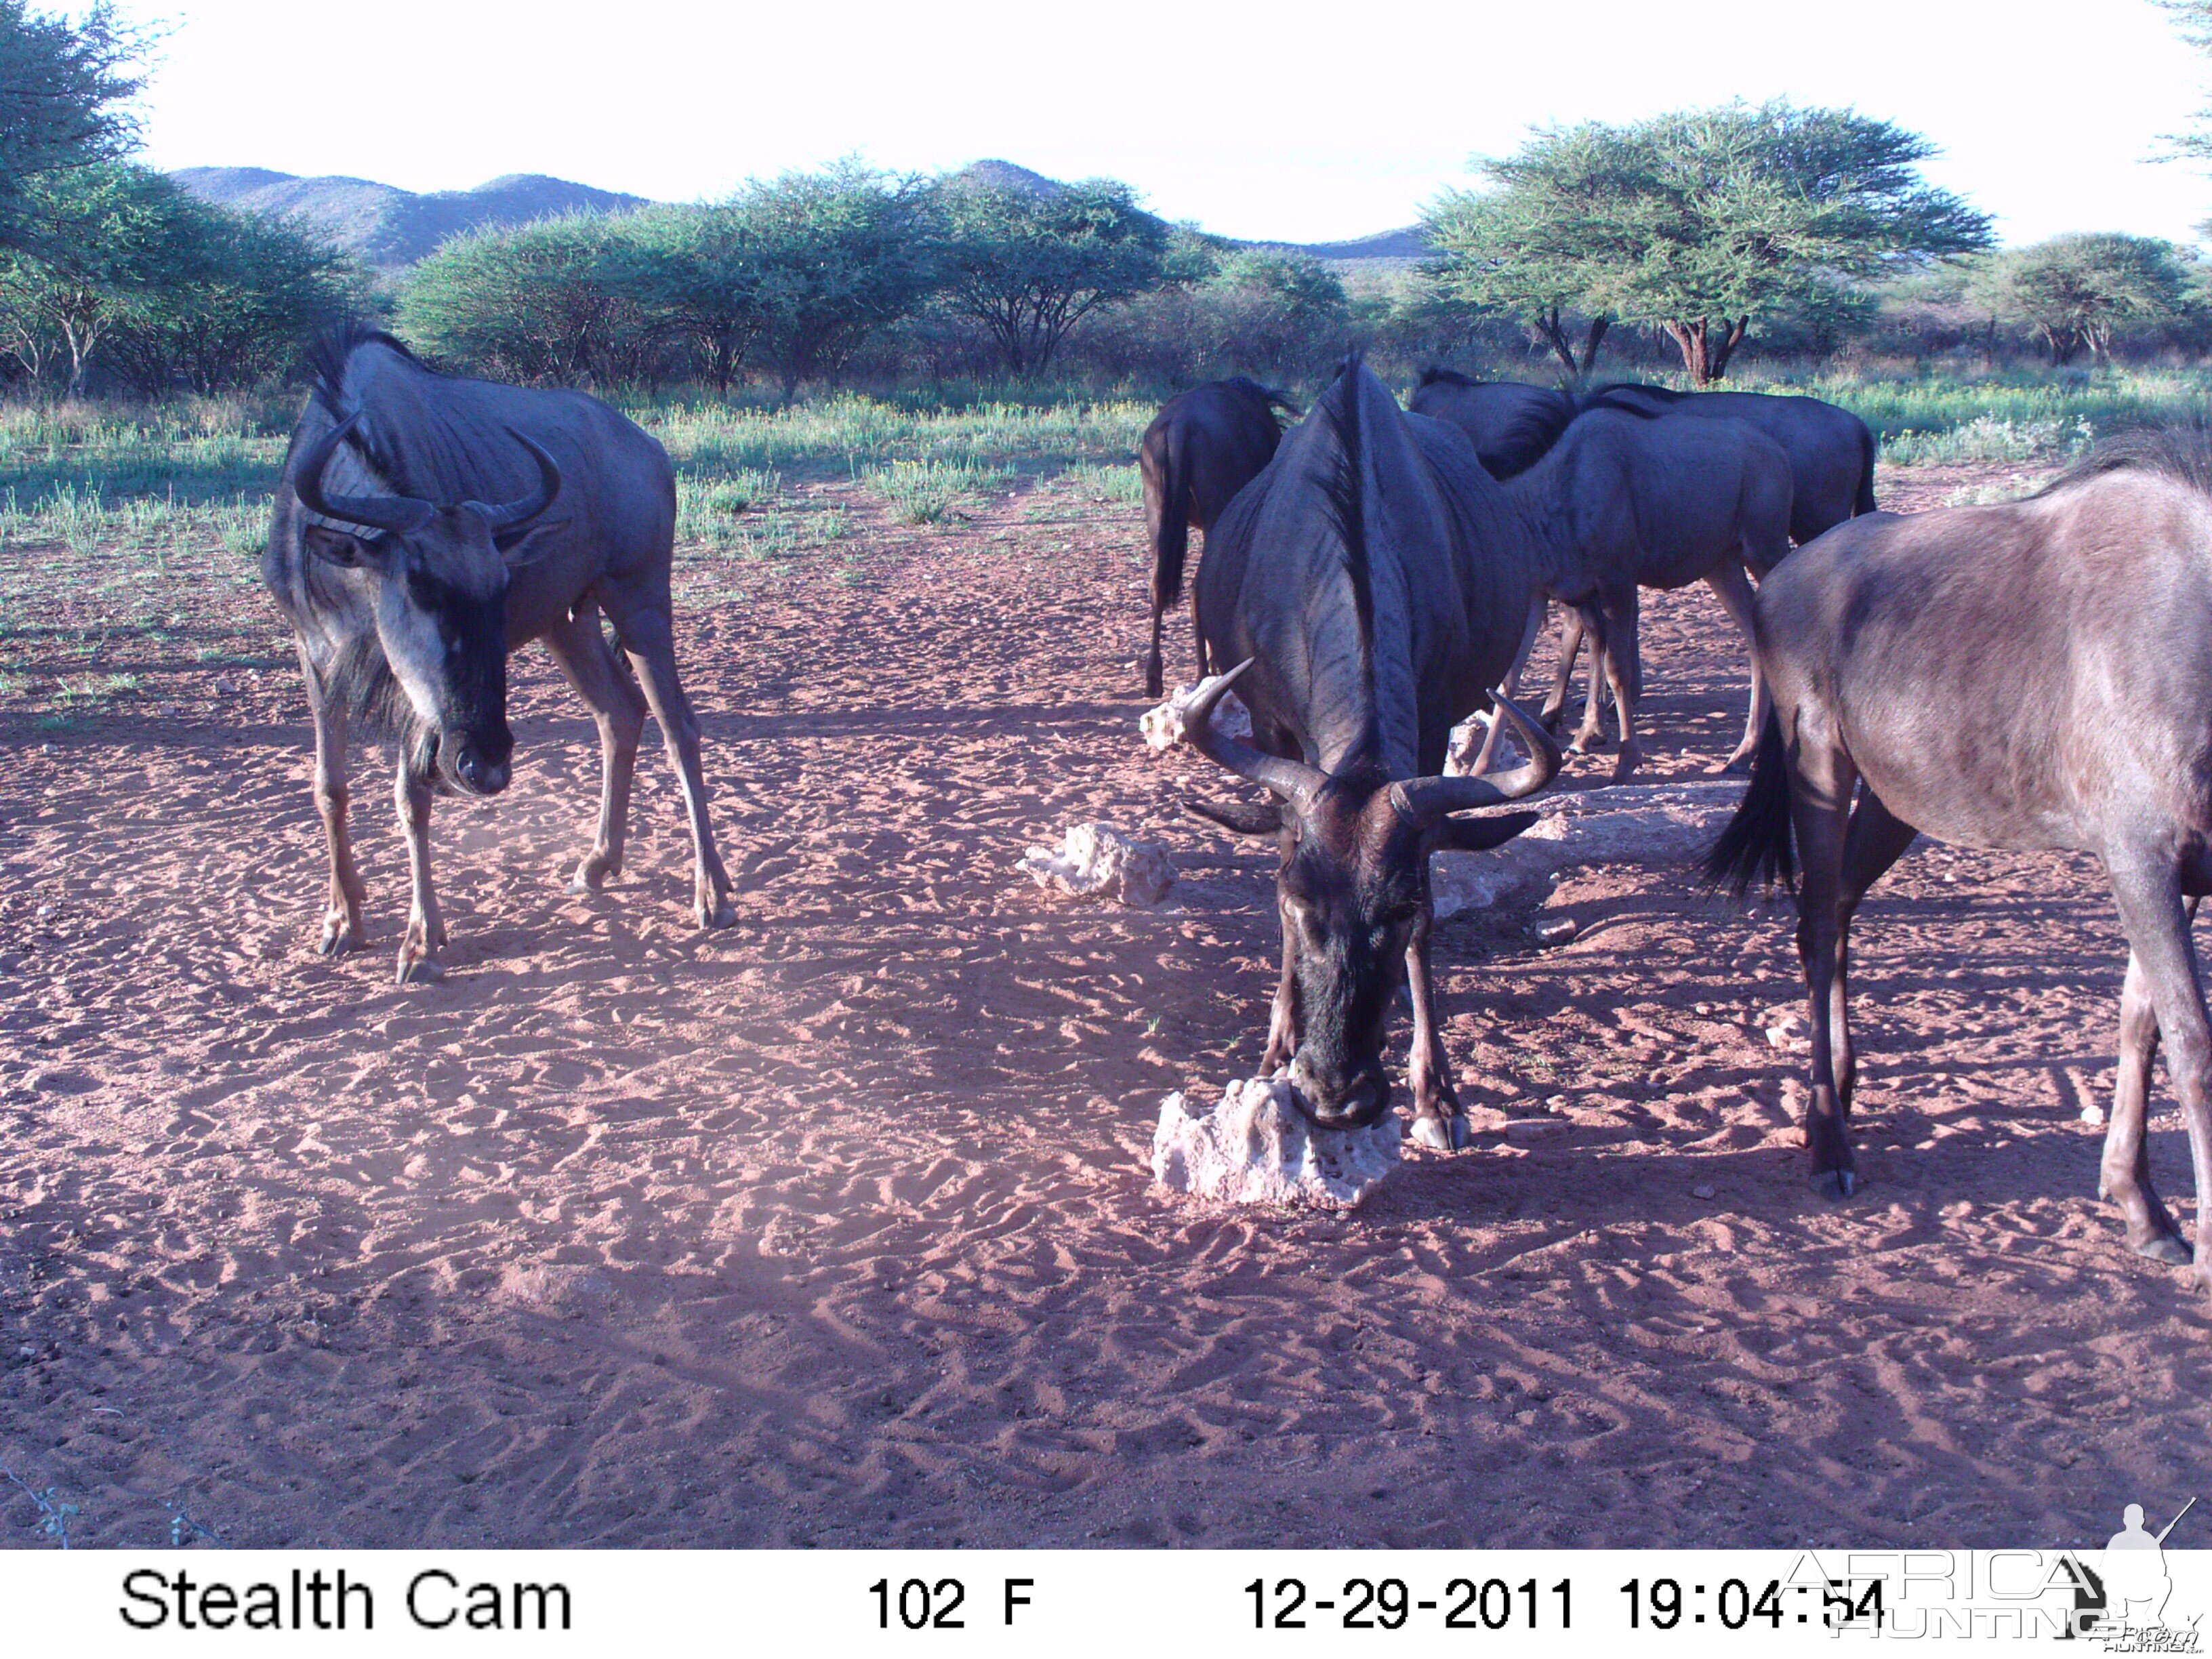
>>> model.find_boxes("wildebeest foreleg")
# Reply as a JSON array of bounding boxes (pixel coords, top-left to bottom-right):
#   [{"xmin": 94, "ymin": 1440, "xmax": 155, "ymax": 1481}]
[
  {"xmin": 393, "ymin": 747, "xmax": 446, "ymax": 985},
  {"xmin": 1706, "ymin": 561, "xmax": 1767, "ymax": 773},
  {"xmin": 544, "ymin": 607, "xmax": 647, "ymax": 893},
  {"xmin": 304, "ymin": 655, "xmax": 368, "ymax": 957},
  {"xmin": 1404, "ymin": 915, "xmax": 1467, "ymax": 1149},
  {"xmin": 1790, "ymin": 728, "xmax": 1860, "ymax": 1196},
  {"xmin": 1262, "ymin": 906, "xmax": 1301, "ymax": 1075},
  {"xmin": 2102, "ymin": 934, "xmax": 2194, "ymax": 1263},
  {"xmin": 1592, "ymin": 590, "xmax": 1643, "ymax": 783},
  {"xmin": 2101, "ymin": 858, "xmax": 2212, "ymax": 1287}
]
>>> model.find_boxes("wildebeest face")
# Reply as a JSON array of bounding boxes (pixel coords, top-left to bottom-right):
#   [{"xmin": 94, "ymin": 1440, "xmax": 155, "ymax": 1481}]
[
  {"xmin": 1180, "ymin": 663, "xmax": 1557, "ymax": 1130},
  {"xmin": 292, "ymin": 413, "xmax": 566, "ymax": 798},
  {"xmin": 1212, "ymin": 780, "xmax": 1535, "ymax": 1128}
]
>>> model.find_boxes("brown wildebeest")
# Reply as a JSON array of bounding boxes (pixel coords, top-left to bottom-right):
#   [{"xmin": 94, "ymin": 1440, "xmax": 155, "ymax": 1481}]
[
  {"xmin": 1705, "ymin": 432, "xmax": 2212, "ymax": 1291},
  {"xmin": 1597, "ymin": 382, "xmax": 1877, "ymax": 547},
  {"xmin": 264, "ymin": 327, "xmax": 736, "ymax": 983},
  {"xmin": 1439, "ymin": 400, "xmax": 1794, "ymax": 783},
  {"xmin": 1183, "ymin": 358, "xmax": 1561, "ymax": 1151},
  {"xmin": 1139, "ymin": 377, "xmax": 1296, "ymax": 697}
]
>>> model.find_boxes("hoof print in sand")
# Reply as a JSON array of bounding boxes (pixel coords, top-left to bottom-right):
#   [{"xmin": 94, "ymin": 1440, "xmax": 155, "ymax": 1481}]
[
  {"xmin": 1152, "ymin": 1076, "xmax": 1401, "ymax": 1208},
  {"xmin": 1020, "ymin": 822, "xmax": 1176, "ymax": 909},
  {"xmin": 1141, "ymin": 678, "xmax": 1252, "ymax": 752}
]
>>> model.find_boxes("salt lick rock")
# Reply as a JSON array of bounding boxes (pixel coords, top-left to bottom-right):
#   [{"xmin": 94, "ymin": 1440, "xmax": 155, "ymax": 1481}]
[
  {"xmin": 1020, "ymin": 822, "xmax": 1176, "ymax": 909},
  {"xmin": 1429, "ymin": 777, "xmax": 1744, "ymax": 920},
  {"xmin": 1152, "ymin": 1076, "xmax": 1402, "ymax": 1208},
  {"xmin": 1141, "ymin": 676, "xmax": 1252, "ymax": 752}
]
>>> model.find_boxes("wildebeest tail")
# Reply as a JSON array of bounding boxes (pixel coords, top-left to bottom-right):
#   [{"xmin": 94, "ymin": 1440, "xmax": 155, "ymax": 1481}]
[
  {"xmin": 1854, "ymin": 419, "xmax": 1878, "ymax": 515},
  {"xmin": 1151, "ymin": 439, "xmax": 1194, "ymax": 616},
  {"xmin": 1701, "ymin": 710, "xmax": 1797, "ymax": 895}
]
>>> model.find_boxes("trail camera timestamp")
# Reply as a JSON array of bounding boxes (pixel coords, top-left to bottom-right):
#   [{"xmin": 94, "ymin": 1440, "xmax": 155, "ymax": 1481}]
[{"xmin": 1619, "ymin": 1576, "xmax": 1885, "ymax": 1631}]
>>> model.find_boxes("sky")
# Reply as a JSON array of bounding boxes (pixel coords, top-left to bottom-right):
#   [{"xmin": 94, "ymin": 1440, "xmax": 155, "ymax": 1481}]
[{"xmin": 112, "ymin": 0, "xmax": 2212, "ymax": 247}]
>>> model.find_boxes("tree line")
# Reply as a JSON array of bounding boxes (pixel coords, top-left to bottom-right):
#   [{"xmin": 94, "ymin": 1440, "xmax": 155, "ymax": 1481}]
[{"xmin": 3, "ymin": 1, "xmax": 2211, "ymax": 403}]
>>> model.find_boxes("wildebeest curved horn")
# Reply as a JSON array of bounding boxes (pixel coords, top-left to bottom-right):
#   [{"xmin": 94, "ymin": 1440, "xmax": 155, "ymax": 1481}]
[
  {"xmin": 1389, "ymin": 694, "xmax": 1562, "ymax": 827},
  {"xmin": 464, "ymin": 430, "xmax": 562, "ymax": 530},
  {"xmin": 1182, "ymin": 657, "xmax": 1328, "ymax": 808},
  {"xmin": 290, "ymin": 411, "xmax": 435, "ymax": 535}
]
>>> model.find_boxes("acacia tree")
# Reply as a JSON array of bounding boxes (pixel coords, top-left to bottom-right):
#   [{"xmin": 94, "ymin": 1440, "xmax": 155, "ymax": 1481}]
[
  {"xmin": 1427, "ymin": 103, "xmax": 1991, "ymax": 383},
  {"xmin": 611, "ymin": 202, "xmax": 761, "ymax": 395},
  {"xmin": 930, "ymin": 176, "xmax": 1168, "ymax": 375},
  {"xmin": 0, "ymin": 0, "xmax": 144, "ymax": 252},
  {"xmin": 398, "ymin": 213, "xmax": 655, "ymax": 385},
  {"xmin": 0, "ymin": 162, "xmax": 196, "ymax": 390},
  {"xmin": 1969, "ymin": 234, "xmax": 2191, "ymax": 366},
  {"xmin": 724, "ymin": 164, "xmax": 932, "ymax": 401}
]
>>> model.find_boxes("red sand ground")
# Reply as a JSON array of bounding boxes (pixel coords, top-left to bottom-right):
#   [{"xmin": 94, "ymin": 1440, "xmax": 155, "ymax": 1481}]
[{"xmin": 0, "ymin": 462, "xmax": 2204, "ymax": 1549}]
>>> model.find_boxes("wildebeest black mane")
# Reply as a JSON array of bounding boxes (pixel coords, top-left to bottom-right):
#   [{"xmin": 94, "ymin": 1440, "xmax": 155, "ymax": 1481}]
[
  {"xmin": 2034, "ymin": 428, "xmax": 2212, "ymax": 501},
  {"xmin": 1417, "ymin": 366, "xmax": 1481, "ymax": 390},
  {"xmin": 1486, "ymin": 384, "xmax": 1661, "ymax": 480},
  {"xmin": 1315, "ymin": 358, "xmax": 1387, "ymax": 767},
  {"xmin": 1218, "ymin": 375, "xmax": 1301, "ymax": 428}
]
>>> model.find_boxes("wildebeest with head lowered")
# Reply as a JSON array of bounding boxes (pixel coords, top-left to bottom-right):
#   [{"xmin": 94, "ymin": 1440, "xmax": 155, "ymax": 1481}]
[
  {"xmin": 264, "ymin": 328, "xmax": 735, "ymax": 983},
  {"xmin": 1139, "ymin": 377, "xmax": 1296, "ymax": 697},
  {"xmin": 1705, "ymin": 432, "xmax": 2212, "ymax": 1291},
  {"xmin": 1181, "ymin": 359, "xmax": 1561, "ymax": 1151},
  {"xmin": 1597, "ymin": 383, "xmax": 1876, "ymax": 548}
]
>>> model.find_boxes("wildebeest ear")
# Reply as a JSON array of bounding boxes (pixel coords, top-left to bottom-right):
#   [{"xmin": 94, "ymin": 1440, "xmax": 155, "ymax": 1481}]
[
  {"xmin": 1430, "ymin": 809, "xmax": 1539, "ymax": 853},
  {"xmin": 1183, "ymin": 796, "xmax": 1285, "ymax": 837},
  {"xmin": 301, "ymin": 524, "xmax": 388, "ymax": 569},
  {"xmin": 495, "ymin": 516, "xmax": 570, "ymax": 565}
]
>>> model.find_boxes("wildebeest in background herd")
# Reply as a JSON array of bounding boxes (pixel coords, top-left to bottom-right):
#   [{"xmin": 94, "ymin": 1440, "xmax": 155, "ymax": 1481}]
[{"xmin": 262, "ymin": 330, "xmax": 2212, "ymax": 1295}]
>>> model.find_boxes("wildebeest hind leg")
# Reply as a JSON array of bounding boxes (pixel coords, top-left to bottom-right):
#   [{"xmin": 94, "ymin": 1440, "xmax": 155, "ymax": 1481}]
[
  {"xmin": 305, "ymin": 657, "xmax": 367, "ymax": 957},
  {"xmin": 2102, "ymin": 941, "xmax": 2192, "ymax": 1263},
  {"xmin": 1404, "ymin": 918, "xmax": 1467, "ymax": 1149},
  {"xmin": 1790, "ymin": 730, "xmax": 1859, "ymax": 1195},
  {"xmin": 1595, "ymin": 592, "xmax": 1642, "ymax": 783},
  {"xmin": 1832, "ymin": 789, "xmax": 1919, "ymax": 1116},
  {"xmin": 2100, "ymin": 862, "xmax": 2209, "ymax": 1278},
  {"xmin": 605, "ymin": 605, "xmax": 737, "ymax": 928},
  {"xmin": 544, "ymin": 607, "xmax": 647, "ymax": 893},
  {"xmin": 393, "ymin": 748, "xmax": 445, "ymax": 985}
]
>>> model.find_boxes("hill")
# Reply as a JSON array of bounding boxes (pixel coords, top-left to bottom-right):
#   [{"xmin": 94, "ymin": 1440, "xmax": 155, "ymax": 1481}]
[{"xmin": 169, "ymin": 168, "xmax": 649, "ymax": 270}]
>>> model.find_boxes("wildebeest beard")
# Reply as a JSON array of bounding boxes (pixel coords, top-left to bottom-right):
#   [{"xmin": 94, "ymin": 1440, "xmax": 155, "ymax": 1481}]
[{"xmin": 327, "ymin": 562, "xmax": 512, "ymax": 795}]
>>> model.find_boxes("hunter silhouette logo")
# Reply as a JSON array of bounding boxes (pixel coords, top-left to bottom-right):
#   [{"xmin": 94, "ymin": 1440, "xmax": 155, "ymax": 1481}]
[{"xmin": 2062, "ymin": 1497, "xmax": 2201, "ymax": 1647}]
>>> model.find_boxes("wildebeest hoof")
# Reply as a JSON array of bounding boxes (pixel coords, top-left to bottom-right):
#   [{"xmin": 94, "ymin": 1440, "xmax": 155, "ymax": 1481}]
[
  {"xmin": 1717, "ymin": 754, "xmax": 1755, "ymax": 775},
  {"xmin": 1810, "ymin": 1167, "xmax": 1860, "ymax": 1200},
  {"xmin": 396, "ymin": 953, "xmax": 445, "ymax": 985},
  {"xmin": 571, "ymin": 851, "xmax": 621, "ymax": 893},
  {"xmin": 1410, "ymin": 1115, "xmax": 1454, "ymax": 1152},
  {"xmin": 317, "ymin": 920, "xmax": 363, "ymax": 958},
  {"xmin": 2133, "ymin": 1232, "xmax": 2192, "ymax": 1265},
  {"xmin": 699, "ymin": 895, "xmax": 738, "ymax": 930}
]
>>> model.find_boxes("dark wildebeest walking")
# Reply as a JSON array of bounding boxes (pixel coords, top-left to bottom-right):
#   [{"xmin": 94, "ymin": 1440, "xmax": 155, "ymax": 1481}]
[
  {"xmin": 264, "ymin": 328, "xmax": 735, "ymax": 984},
  {"xmin": 1598, "ymin": 383, "xmax": 1876, "ymax": 548},
  {"xmin": 1181, "ymin": 359, "xmax": 1561, "ymax": 1151},
  {"xmin": 1705, "ymin": 433, "xmax": 2212, "ymax": 1290},
  {"xmin": 1406, "ymin": 369, "xmax": 1568, "ymax": 478},
  {"xmin": 1139, "ymin": 377, "xmax": 1296, "ymax": 697}
]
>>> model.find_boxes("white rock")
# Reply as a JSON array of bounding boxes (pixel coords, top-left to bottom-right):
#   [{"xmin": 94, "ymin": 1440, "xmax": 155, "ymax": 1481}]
[
  {"xmin": 1142, "ymin": 676, "xmax": 1252, "ymax": 752},
  {"xmin": 1763, "ymin": 1004, "xmax": 1809, "ymax": 1052},
  {"xmin": 2080, "ymin": 1103, "xmax": 2108, "ymax": 1127},
  {"xmin": 1151, "ymin": 1076, "xmax": 1401, "ymax": 1208},
  {"xmin": 1430, "ymin": 778, "xmax": 1743, "ymax": 920},
  {"xmin": 1020, "ymin": 822, "xmax": 1176, "ymax": 909},
  {"xmin": 1444, "ymin": 709, "xmax": 1525, "ymax": 777}
]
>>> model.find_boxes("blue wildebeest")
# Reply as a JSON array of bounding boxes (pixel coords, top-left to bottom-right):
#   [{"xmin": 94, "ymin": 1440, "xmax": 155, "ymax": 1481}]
[
  {"xmin": 1181, "ymin": 359, "xmax": 1561, "ymax": 1151},
  {"xmin": 264, "ymin": 328, "xmax": 735, "ymax": 984},
  {"xmin": 1596, "ymin": 383, "xmax": 1877, "ymax": 548},
  {"xmin": 1705, "ymin": 432, "xmax": 2212, "ymax": 1291},
  {"xmin": 1140, "ymin": 377, "xmax": 1296, "ymax": 698},
  {"xmin": 1406, "ymin": 369, "xmax": 1568, "ymax": 478}
]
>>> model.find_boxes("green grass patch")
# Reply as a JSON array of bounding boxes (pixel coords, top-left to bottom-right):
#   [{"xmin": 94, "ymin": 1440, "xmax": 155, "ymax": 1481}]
[{"xmin": 859, "ymin": 458, "xmax": 1012, "ymax": 524}]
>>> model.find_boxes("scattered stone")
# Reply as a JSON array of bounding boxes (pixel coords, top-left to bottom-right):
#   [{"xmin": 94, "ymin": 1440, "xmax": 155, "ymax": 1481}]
[
  {"xmin": 1503, "ymin": 1117, "xmax": 1568, "ymax": 1141},
  {"xmin": 1692, "ymin": 1184, "xmax": 1717, "ymax": 1200},
  {"xmin": 1534, "ymin": 918, "xmax": 1578, "ymax": 945},
  {"xmin": 2080, "ymin": 1103, "xmax": 2108, "ymax": 1127},
  {"xmin": 1429, "ymin": 778, "xmax": 1742, "ymax": 921},
  {"xmin": 495, "ymin": 1263, "xmax": 616, "ymax": 1315},
  {"xmin": 1763, "ymin": 1006, "xmax": 1809, "ymax": 1052},
  {"xmin": 1151, "ymin": 1076, "xmax": 1400, "ymax": 1208},
  {"xmin": 1019, "ymin": 823, "xmax": 1176, "ymax": 909},
  {"xmin": 1141, "ymin": 676, "xmax": 1252, "ymax": 752}
]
